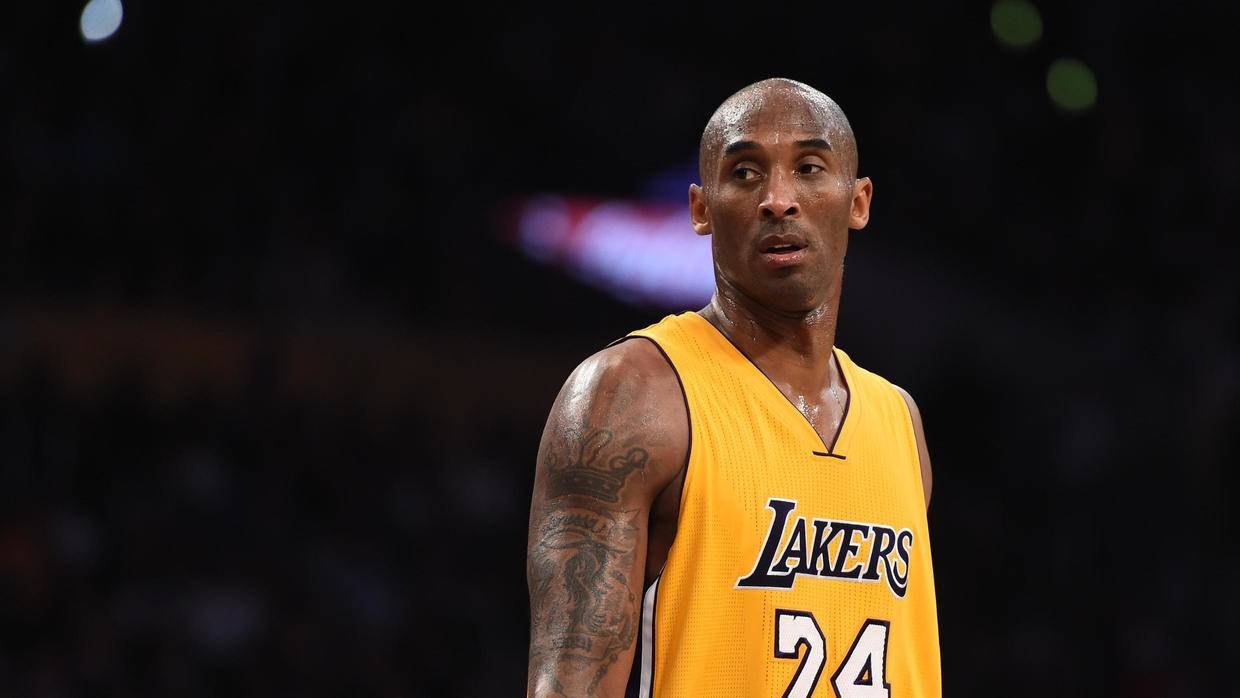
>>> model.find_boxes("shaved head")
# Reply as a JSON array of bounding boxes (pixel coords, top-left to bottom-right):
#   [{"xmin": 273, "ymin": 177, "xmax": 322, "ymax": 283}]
[{"xmin": 699, "ymin": 77, "xmax": 859, "ymax": 187}]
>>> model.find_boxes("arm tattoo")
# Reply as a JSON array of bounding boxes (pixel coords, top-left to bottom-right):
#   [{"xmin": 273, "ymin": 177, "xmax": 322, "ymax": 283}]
[
  {"xmin": 545, "ymin": 428, "xmax": 649, "ymax": 503},
  {"xmin": 529, "ymin": 507, "xmax": 640, "ymax": 691},
  {"xmin": 529, "ymin": 429, "xmax": 650, "ymax": 693}
]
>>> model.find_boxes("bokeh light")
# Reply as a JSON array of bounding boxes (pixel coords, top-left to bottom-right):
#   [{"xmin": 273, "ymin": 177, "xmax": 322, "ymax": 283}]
[
  {"xmin": 991, "ymin": 0, "xmax": 1043, "ymax": 49},
  {"xmin": 1046, "ymin": 58, "xmax": 1098, "ymax": 111},
  {"xmin": 80, "ymin": 0, "xmax": 123, "ymax": 42}
]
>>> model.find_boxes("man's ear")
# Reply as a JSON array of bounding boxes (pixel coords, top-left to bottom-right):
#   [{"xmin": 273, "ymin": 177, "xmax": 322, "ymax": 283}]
[
  {"xmin": 849, "ymin": 176, "xmax": 873, "ymax": 230},
  {"xmin": 689, "ymin": 183, "xmax": 711, "ymax": 236}
]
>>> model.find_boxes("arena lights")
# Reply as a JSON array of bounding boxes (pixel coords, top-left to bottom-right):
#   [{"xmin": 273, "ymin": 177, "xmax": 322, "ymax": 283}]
[
  {"xmin": 1046, "ymin": 58, "xmax": 1098, "ymax": 112},
  {"xmin": 80, "ymin": 0, "xmax": 123, "ymax": 42},
  {"xmin": 501, "ymin": 195, "xmax": 714, "ymax": 310},
  {"xmin": 990, "ymin": 0, "xmax": 1042, "ymax": 50},
  {"xmin": 991, "ymin": 0, "xmax": 1098, "ymax": 113}
]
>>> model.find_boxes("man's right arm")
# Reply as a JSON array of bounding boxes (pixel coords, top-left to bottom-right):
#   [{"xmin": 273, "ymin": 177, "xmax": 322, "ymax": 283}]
[{"xmin": 526, "ymin": 339, "xmax": 687, "ymax": 697}]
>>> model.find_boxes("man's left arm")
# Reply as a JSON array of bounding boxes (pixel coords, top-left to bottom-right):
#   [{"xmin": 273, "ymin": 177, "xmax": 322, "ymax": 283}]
[{"xmin": 893, "ymin": 385, "xmax": 932, "ymax": 509}]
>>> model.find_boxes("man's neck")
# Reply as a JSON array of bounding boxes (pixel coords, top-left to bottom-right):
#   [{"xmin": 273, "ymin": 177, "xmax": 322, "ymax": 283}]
[{"xmin": 699, "ymin": 290, "xmax": 840, "ymax": 388}]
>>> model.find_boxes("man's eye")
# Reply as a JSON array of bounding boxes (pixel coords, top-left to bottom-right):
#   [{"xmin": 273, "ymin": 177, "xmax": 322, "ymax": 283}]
[
  {"xmin": 732, "ymin": 166, "xmax": 759, "ymax": 180},
  {"xmin": 798, "ymin": 163, "xmax": 826, "ymax": 175}
]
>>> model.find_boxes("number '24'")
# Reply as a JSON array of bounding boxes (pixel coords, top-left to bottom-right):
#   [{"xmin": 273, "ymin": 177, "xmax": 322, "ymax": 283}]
[{"xmin": 776, "ymin": 611, "xmax": 891, "ymax": 698}]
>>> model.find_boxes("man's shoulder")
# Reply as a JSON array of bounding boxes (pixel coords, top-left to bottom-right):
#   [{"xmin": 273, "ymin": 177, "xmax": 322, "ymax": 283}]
[
  {"xmin": 546, "ymin": 324, "xmax": 691, "ymax": 478},
  {"xmin": 835, "ymin": 346, "xmax": 885, "ymax": 384},
  {"xmin": 579, "ymin": 311, "xmax": 698, "ymax": 373},
  {"xmin": 577, "ymin": 331, "xmax": 681, "ymax": 385},
  {"xmin": 612, "ymin": 311, "xmax": 694, "ymax": 344},
  {"xmin": 836, "ymin": 347, "xmax": 911, "ymax": 402}
]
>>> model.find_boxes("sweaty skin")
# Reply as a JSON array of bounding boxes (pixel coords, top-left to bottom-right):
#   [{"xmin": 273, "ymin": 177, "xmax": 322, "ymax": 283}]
[{"xmin": 526, "ymin": 77, "xmax": 933, "ymax": 698}]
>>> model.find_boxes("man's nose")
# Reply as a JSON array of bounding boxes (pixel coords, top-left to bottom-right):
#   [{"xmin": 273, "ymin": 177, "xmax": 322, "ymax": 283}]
[{"xmin": 759, "ymin": 168, "xmax": 800, "ymax": 220}]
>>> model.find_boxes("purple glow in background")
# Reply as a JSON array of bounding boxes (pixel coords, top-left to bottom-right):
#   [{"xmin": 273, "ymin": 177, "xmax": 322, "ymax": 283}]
[{"xmin": 504, "ymin": 195, "xmax": 715, "ymax": 309}]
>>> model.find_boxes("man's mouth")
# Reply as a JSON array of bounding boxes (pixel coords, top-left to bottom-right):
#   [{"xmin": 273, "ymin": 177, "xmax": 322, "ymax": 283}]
[
  {"xmin": 759, "ymin": 238, "xmax": 808, "ymax": 267},
  {"xmin": 763, "ymin": 242, "xmax": 804, "ymax": 254},
  {"xmin": 758, "ymin": 231, "xmax": 808, "ymax": 255}
]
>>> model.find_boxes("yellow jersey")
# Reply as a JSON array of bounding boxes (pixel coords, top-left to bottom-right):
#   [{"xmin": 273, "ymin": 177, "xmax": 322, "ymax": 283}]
[{"xmin": 624, "ymin": 311, "xmax": 941, "ymax": 697}]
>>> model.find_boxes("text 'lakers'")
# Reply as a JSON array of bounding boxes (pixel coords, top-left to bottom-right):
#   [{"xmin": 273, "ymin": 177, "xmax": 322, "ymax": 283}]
[{"xmin": 736, "ymin": 498, "xmax": 913, "ymax": 598}]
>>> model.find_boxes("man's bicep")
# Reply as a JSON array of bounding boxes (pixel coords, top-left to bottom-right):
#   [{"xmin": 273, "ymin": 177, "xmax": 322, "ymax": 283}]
[{"xmin": 526, "ymin": 346, "xmax": 680, "ymax": 696}]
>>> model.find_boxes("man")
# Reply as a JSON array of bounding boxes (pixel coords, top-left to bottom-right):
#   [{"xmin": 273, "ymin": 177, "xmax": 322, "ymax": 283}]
[{"xmin": 526, "ymin": 77, "xmax": 941, "ymax": 697}]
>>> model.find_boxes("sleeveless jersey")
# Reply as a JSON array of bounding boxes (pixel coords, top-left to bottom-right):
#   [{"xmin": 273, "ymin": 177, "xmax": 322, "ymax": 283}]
[{"xmin": 624, "ymin": 311, "xmax": 941, "ymax": 697}]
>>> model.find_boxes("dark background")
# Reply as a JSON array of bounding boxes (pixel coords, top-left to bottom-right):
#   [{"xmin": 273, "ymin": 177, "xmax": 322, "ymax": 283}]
[{"xmin": 3, "ymin": 0, "xmax": 1238, "ymax": 696}]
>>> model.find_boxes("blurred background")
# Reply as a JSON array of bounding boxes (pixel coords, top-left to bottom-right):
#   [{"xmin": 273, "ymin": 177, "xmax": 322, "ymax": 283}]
[{"xmin": 3, "ymin": 0, "xmax": 1237, "ymax": 695}]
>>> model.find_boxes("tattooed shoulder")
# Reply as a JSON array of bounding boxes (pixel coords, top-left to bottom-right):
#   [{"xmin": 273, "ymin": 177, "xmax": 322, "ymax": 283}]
[{"xmin": 544, "ymin": 428, "xmax": 650, "ymax": 503}]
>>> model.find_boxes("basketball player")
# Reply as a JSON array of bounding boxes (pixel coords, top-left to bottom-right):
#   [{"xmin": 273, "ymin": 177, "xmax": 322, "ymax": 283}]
[{"xmin": 526, "ymin": 77, "xmax": 941, "ymax": 697}]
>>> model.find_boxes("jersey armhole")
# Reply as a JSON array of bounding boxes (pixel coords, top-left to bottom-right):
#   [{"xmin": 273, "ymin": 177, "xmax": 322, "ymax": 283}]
[{"xmin": 891, "ymin": 383, "xmax": 929, "ymax": 504}]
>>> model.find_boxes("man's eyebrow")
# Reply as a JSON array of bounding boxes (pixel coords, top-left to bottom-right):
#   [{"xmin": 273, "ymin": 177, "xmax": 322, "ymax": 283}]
[
  {"xmin": 722, "ymin": 140, "xmax": 760, "ymax": 157},
  {"xmin": 722, "ymin": 138, "xmax": 833, "ymax": 157},
  {"xmin": 795, "ymin": 137, "xmax": 833, "ymax": 151}
]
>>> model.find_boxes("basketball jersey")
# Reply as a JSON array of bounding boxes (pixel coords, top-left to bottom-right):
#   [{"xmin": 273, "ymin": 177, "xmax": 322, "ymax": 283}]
[{"xmin": 624, "ymin": 311, "xmax": 941, "ymax": 697}]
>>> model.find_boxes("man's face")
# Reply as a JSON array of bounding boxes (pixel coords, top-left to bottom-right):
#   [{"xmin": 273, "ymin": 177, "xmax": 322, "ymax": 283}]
[{"xmin": 690, "ymin": 89, "xmax": 871, "ymax": 316}]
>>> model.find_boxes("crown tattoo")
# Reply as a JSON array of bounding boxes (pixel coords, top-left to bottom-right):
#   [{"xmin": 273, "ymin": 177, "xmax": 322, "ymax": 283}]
[{"xmin": 547, "ymin": 430, "xmax": 649, "ymax": 503}]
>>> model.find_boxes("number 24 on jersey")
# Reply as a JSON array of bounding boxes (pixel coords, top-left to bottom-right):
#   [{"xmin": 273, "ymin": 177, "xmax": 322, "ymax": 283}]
[{"xmin": 776, "ymin": 611, "xmax": 891, "ymax": 698}]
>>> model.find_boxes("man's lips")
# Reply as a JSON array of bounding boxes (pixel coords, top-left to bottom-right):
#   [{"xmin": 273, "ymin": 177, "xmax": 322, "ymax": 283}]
[
  {"xmin": 760, "ymin": 247, "xmax": 808, "ymax": 267},
  {"xmin": 757, "ymin": 232, "xmax": 807, "ymax": 254},
  {"xmin": 758, "ymin": 233, "xmax": 807, "ymax": 266}
]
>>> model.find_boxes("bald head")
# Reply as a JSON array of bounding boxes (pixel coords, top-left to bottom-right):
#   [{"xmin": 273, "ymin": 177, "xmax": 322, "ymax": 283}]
[{"xmin": 698, "ymin": 77, "xmax": 859, "ymax": 187}]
